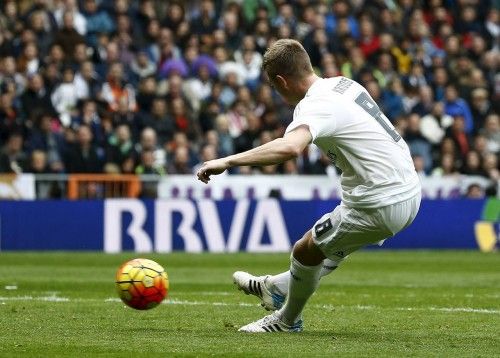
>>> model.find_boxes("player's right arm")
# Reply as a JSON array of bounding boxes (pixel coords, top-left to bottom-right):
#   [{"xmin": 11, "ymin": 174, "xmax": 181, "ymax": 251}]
[{"xmin": 196, "ymin": 125, "xmax": 312, "ymax": 184}]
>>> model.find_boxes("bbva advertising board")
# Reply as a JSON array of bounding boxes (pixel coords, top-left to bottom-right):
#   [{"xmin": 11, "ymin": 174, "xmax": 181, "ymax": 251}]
[{"xmin": 0, "ymin": 199, "xmax": 498, "ymax": 252}]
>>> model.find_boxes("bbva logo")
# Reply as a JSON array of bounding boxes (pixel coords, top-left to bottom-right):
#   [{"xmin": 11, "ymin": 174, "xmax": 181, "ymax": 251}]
[{"xmin": 103, "ymin": 199, "xmax": 291, "ymax": 253}]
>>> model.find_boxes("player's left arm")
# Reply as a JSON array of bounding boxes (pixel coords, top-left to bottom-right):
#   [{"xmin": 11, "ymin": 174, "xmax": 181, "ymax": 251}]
[{"xmin": 196, "ymin": 125, "xmax": 312, "ymax": 184}]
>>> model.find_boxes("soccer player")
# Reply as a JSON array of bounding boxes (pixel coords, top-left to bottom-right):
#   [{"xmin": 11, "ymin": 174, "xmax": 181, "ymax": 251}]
[{"xmin": 196, "ymin": 39, "xmax": 421, "ymax": 333}]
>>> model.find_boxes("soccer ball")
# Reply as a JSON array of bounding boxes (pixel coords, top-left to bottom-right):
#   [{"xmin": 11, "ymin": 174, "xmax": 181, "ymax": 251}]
[{"xmin": 115, "ymin": 258, "xmax": 169, "ymax": 310}]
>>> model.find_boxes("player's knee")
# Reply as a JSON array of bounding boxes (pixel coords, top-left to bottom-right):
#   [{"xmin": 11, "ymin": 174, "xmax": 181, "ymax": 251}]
[{"xmin": 292, "ymin": 233, "xmax": 325, "ymax": 266}]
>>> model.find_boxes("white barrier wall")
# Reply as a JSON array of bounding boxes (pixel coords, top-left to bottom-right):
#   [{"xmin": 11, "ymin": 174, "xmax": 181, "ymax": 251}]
[
  {"xmin": 158, "ymin": 175, "xmax": 495, "ymax": 200},
  {"xmin": 0, "ymin": 174, "xmax": 495, "ymax": 200},
  {"xmin": 0, "ymin": 174, "xmax": 35, "ymax": 199}
]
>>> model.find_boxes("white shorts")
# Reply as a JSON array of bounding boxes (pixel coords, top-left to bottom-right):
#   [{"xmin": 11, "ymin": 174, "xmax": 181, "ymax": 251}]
[{"xmin": 312, "ymin": 193, "xmax": 421, "ymax": 260}]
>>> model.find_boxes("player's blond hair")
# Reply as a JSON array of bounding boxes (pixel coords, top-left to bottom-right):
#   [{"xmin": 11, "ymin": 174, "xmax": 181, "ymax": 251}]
[{"xmin": 263, "ymin": 39, "xmax": 314, "ymax": 80}]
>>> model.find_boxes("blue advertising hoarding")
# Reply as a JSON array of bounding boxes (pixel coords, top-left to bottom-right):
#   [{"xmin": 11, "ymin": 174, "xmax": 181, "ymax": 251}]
[{"xmin": 0, "ymin": 199, "xmax": 497, "ymax": 251}]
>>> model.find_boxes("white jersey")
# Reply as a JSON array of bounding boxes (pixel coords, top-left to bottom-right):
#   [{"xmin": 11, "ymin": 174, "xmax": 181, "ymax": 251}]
[{"xmin": 285, "ymin": 77, "xmax": 421, "ymax": 208}]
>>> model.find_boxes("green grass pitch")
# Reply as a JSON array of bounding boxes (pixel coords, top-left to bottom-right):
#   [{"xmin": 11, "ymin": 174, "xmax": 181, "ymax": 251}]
[{"xmin": 0, "ymin": 251, "xmax": 499, "ymax": 357}]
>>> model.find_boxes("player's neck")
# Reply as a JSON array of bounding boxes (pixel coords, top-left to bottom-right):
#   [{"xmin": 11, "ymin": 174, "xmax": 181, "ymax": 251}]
[
  {"xmin": 299, "ymin": 74, "xmax": 321, "ymax": 99},
  {"xmin": 286, "ymin": 73, "xmax": 321, "ymax": 105}
]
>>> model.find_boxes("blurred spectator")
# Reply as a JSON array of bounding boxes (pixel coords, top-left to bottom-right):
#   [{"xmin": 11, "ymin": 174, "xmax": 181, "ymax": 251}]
[
  {"xmin": 167, "ymin": 131, "xmax": 197, "ymax": 165},
  {"xmin": 54, "ymin": 0, "xmax": 87, "ymax": 36},
  {"xmin": 214, "ymin": 114, "xmax": 234, "ymax": 157},
  {"xmin": 461, "ymin": 150, "xmax": 487, "ymax": 177},
  {"xmin": 71, "ymin": 99, "xmax": 105, "ymax": 144},
  {"xmin": 141, "ymin": 97, "xmax": 175, "ymax": 145},
  {"xmin": 159, "ymin": 57, "xmax": 188, "ymax": 79},
  {"xmin": 226, "ymin": 100, "xmax": 248, "ymax": 138},
  {"xmin": 20, "ymin": 73, "xmax": 55, "ymax": 119},
  {"xmin": 0, "ymin": 132, "xmax": 27, "ymax": 173},
  {"xmin": 444, "ymin": 84, "xmax": 474, "ymax": 134},
  {"xmin": 234, "ymin": 112, "xmax": 261, "ymax": 154},
  {"xmin": 82, "ymin": 0, "xmax": 114, "ymax": 47},
  {"xmin": 101, "ymin": 62, "xmax": 136, "ymax": 112},
  {"xmin": 184, "ymin": 56, "xmax": 215, "ymax": 111},
  {"xmin": 163, "ymin": 73, "xmax": 187, "ymax": 105},
  {"xmin": 472, "ymin": 134, "xmax": 490, "ymax": 158},
  {"xmin": 17, "ymin": 41, "xmax": 40, "ymax": 76},
  {"xmin": 431, "ymin": 153, "xmax": 460, "ymax": 177},
  {"xmin": 137, "ymin": 127, "xmax": 166, "ymax": 169},
  {"xmin": 413, "ymin": 155, "xmax": 427, "ymax": 178},
  {"xmin": 28, "ymin": 113, "xmax": 65, "ymax": 173},
  {"xmin": 105, "ymin": 123, "xmax": 136, "ymax": 170},
  {"xmin": 133, "ymin": 0, "xmax": 156, "ymax": 45},
  {"xmin": 480, "ymin": 114, "xmax": 500, "ymax": 154},
  {"xmin": 405, "ymin": 114, "xmax": 433, "ymax": 173},
  {"xmin": 0, "ymin": 56, "xmax": 25, "ymax": 95},
  {"xmin": 220, "ymin": 10, "xmax": 242, "ymax": 52},
  {"xmin": 325, "ymin": 0, "xmax": 359, "ymax": 39},
  {"xmin": 167, "ymin": 145, "xmax": 192, "ymax": 174},
  {"xmin": 446, "ymin": 115, "xmax": 471, "ymax": 162},
  {"xmin": 420, "ymin": 102, "xmax": 450, "ymax": 145},
  {"xmin": 432, "ymin": 66, "xmax": 449, "ymax": 102},
  {"xmin": 51, "ymin": 67, "xmax": 78, "ymax": 126},
  {"xmin": 130, "ymin": 51, "xmax": 156, "ymax": 85},
  {"xmin": 135, "ymin": 149, "xmax": 165, "ymax": 176},
  {"xmin": 482, "ymin": 153, "xmax": 500, "ymax": 181},
  {"xmin": 135, "ymin": 148, "xmax": 163, "ymax": 196},
  {"xmin": 0, "ymin": 1, "xmax": 19, "ymax": 39},
  {"xmin": 72, "ymin": 42, "xmax": 88, "ymax": 69},
  {"xmin": 53, "ymin": 11, "xmax": 85, "ymax": 59},
  {"xmin": 282, "ymin": 158, "xmax": 299, "ymax": 175},
  {"xmin": 0, "ymin": 91, "xmax": 20, "ymax": 143},
  {"xmin": 465, "ymin": 183, "xmax": 485, "ymax": 199},
  {"xmin": 412, "ymin": 85, "xmax": 435, "ymax": 117},
  {"xmin": 171, "ymin": 97, "xmax": 196, "ymax": 139},
  {"xmin": 74, "ymin": 60, "xmax": 101, "ymax": 100},
  {"xmin": 136, "ymin": 76, "xmax": 157, "ymax": 114},
  {"xmin": 470, "ymin": 88, "xmax": 493, "ymax": 132},
  {"xmin": 29, "ymin": 149, "xmax": 49, "ymax": 173},
  {"xmin": 64, "ymin": 124, "xmax": 102, "ymax": 173},
  {"xmin": 45, "ymin": 43, "xmax": 65, "ymax": 68}
]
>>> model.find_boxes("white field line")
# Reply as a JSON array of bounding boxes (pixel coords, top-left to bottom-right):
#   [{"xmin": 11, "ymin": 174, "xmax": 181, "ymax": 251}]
[
  {"xmin": 0, "ymin": 295, "xmax": 498, "ymax": 315},
  {"xmin": 396, "ymin": 307, "xmax": 500, "ymax": 314},
  {"xmin": 0, "ymin": 295, "xmax": 70, "ymax": 302},
  {"xmin": 174, "ymin": 291, "xmax": 233, "ymax": 296}
]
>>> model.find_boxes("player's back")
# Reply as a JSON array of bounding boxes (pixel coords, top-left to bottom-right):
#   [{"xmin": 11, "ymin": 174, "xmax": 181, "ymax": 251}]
[{"xmin": 287, "ymin": 76, "xmax": 421, "ymax": 208}]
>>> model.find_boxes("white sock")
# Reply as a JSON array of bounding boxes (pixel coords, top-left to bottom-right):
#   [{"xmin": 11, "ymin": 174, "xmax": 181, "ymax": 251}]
[
  {"xmin": 319, "ymin": 258, "xmax": 343, "ymax": 276},
  {"xmin": 267, "ymin": 271, "xmax": 290, "ymax": 296},
  {"xmin": 278, "ymin": 255, "xmax": 322, "ymax": 325},
  {"xmin": 267, "ymin": 258, "xmax": 342, "ymax": 296}
]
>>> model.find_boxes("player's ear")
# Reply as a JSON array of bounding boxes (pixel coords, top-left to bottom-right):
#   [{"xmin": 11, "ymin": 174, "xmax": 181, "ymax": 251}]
[{"xmin": 275, "ymin": 75, "xmax": 288, "ymax": 90}]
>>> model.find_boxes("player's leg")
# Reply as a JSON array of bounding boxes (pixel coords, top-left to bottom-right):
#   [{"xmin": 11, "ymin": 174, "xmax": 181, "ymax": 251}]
[
  {"xmin": 238, "ymin": 230, "xmax": 325, "ymax": 332},
  {"xmin": 266, "ymin": 256, "xmax": 343, "ymax": 296},
  {"xmin": 237, "ymin": 203, "xmax": 394, "ymax": 333},
  {"xmin": 236, "ymin": 263, "xmax": 334, "ymax": 308},
  {"xmin": 233, "ymin": 236, "xmax": 343, "ymax": 311},
  {"xmin": 234, "ymin": 258, "xmax": 342, "ymax": 299},
  {"xmin": 233, "ymin": 214, "xmax": 345, "ymax": 311},
  {"xmin": 276, "ymin": 230, "xmax": 325, "ymax": 326},
  {"xmin": 265, "ymin": 206, "xmax": 395, "ymax": 330},
  {"xmin": 237, "ymin": 195, "xmax": 421, "ymax": 332}
]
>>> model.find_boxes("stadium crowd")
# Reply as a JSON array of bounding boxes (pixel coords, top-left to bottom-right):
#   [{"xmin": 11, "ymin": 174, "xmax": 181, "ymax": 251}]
[{"xmin": 0, "ymin": 0, "xmax": 498, "ymax": 192}]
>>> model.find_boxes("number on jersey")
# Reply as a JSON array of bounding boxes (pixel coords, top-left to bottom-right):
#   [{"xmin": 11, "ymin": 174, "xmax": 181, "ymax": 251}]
[{"xmin": 354, "ymin": 92, "xmax": 401, "ymax": 142}]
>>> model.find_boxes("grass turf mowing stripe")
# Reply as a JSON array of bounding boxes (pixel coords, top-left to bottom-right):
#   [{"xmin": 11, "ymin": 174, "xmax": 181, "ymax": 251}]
[
  {"xmin": 1, "ymin": 251, "xmax": 499, "ymax": 357},
  {"xmin": 1, "ymin": 295, "xmax": 499, "ymax": 314}
]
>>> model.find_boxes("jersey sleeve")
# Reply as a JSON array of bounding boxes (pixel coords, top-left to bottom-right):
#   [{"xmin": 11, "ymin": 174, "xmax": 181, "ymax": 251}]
[{"xmin": 285, "ymin": 96, "xmax": 335, "ymax": 141}]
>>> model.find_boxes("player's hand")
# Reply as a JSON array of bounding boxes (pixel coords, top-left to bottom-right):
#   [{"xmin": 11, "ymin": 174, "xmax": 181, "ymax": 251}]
[{"xmin": 196, "ymin": 158, "xmax": 229, "ymax": 184}]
